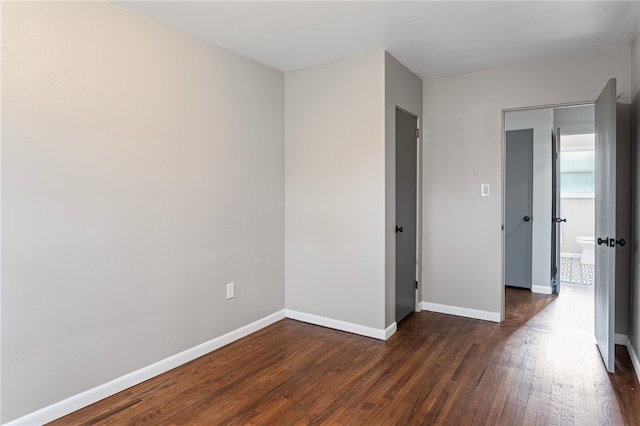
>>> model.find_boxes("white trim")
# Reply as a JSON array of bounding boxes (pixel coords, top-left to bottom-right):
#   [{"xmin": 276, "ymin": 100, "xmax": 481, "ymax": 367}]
[
  {"xmin": 615, "ymin": 333, "xmax": 629, "ymax": 346},
  {"xmin": 531, "ymin": 285, "xmax": 553, "ymax": 294},
  {"xmin": 284, "ymin": 309, "xmax": 393, "ymax": 340},
  {"xmin": 385, "ymin": 322, "xmax": 397, "ymax": 340},
  {"xmin": 503, "ymin": 101, "xmax": 594, "ymax": 113},
  {"xmin": 560, "ymin": 252, "xmax": 581, "ymax": 259},
  {"xmin": 561, "ymin": 193, "xmax": 595, "ymax": 199},
  {"xmin": 626, "ymin": 339, "xmax": 640, "ymax": 384},
  {"xmin": 561, "ymin": 145, "xmax": 594, "ymax": 152},
  {"xmin": 419, "ymin": 302, "xmax": 501, "ymax": 323},
  {"xmin": 5, "ymin": 309, "xmax": 286, "ymax": 426}
]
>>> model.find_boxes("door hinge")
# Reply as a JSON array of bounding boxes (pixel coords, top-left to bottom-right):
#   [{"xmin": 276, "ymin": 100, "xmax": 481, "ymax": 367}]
[
  {"xmin": 415, "ymin": 281, "xmax": 419, "ymax": 289},
  {"xmin": 553, "ymin": 153, "xmax": 558, "ymax": 160},
  {"xmin": 416, "ymin": 129, "xmax": 420, "ymax": 138}
]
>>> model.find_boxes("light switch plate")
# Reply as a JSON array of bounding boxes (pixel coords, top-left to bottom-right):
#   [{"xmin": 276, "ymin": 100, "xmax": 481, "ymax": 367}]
[
  {"xmin": 481, "ymin": 184, "xmax": 490, "ymax": 197},
  {"xmin": 226, "ymin": 282, "xmax": 235, "ymax": 299}
]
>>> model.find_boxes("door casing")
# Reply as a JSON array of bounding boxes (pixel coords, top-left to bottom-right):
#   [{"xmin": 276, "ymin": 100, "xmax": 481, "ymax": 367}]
[
  {"xmin": 551, "ymin": 127, "xmax": 561, "ymax": 294},
  {"xmin": 500, "ymin": 101, "xmax": 594, "ymax": 321}
]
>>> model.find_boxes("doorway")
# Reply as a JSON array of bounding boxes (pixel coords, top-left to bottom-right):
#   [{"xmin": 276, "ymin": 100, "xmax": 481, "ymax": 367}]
[
  {"xmin": 504, "ymin": 105, "xmax": 595, "ymax": 294},
  {"xmin": 395, "ymin": 108, "xmax": 418, "ymax": 323},
  {"xmin": 503, "ymin": 86, "xmax": 630, "ymax": 373},
  {"xmin": 503, "ymin": 105, "xmax": 599, "ymax": 367},
  {"xmin": 556, "ymin": 129, "xmax": 596, "ymax": 289}
]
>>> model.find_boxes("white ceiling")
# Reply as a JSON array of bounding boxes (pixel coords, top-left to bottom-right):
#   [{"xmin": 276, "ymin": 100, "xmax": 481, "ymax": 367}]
[{"xmin": 114, "ymin": 1, "xmax": 640, "ymax": 80}]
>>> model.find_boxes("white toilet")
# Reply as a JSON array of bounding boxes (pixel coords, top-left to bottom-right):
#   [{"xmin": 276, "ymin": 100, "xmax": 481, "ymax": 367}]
[{"xmin": 576, "ymin": 236, "xmax": 595, "ymax": 265}]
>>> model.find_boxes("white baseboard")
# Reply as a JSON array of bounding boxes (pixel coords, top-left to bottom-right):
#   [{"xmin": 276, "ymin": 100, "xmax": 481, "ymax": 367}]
[
  {"xmin": 285, "ymin": 309, "xmax": 395, "ymax": 341},
  {"xmin": 626, "ymin": 338, "xmax": 640, "ymax": 384},
  {"xmin": 532, "ymin": 285, "xmax": 553, "ymax": 294},
  {"xmin": 6, "ymin": 309, "xmax": 287, "ymax": 426},
  {"xmin": 419, "ymin": 302, "xmax": 500, "ymax": 323},
  {"xmin": 385, "ymin": 322, "xmax": 397, "ymax": 340},
  {"xmin": 615, "ymin": 333, "xmax": 629, "ymax": 346}
]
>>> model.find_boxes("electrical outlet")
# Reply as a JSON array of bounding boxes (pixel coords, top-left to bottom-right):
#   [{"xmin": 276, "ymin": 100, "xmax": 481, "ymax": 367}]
[{"xmin": 226, "ymin": 282, "xmax": 235, "ymax": 300}]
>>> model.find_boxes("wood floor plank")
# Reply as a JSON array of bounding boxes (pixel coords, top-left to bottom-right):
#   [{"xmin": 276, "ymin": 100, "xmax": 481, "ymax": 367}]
[{"xmin": 50, "ymin": 284, "xmax": 640, "ymax": 425}]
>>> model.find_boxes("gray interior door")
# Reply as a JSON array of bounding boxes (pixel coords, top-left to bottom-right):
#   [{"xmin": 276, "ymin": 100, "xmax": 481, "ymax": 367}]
[
  {"xmin": 505, "ymin": 129, "xmax": 533, "ymax": 289},
  {"xmin": 594, "ymin": 78, "xmax": 617, "ymax": 373},
  {"xmin": 551, "ymin": 127, "xmax": 563, "ymax": 294},
  {"xmin": 395, "ymin": 108, "xmax": 417, "ymax": 323}
]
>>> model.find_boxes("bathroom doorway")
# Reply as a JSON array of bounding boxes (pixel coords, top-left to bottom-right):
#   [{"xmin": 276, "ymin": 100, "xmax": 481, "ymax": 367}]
[
  {"xmin": 556, "ymin": 129, "xmax": 596, "ymax": 288},
  {"xmin": 504, "ymin": 104, "xmax": 595, "ymax": 295}
]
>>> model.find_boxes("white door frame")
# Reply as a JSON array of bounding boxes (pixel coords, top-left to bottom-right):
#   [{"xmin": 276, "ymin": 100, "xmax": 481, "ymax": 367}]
[{"xmin": 500, "ymin": 100, "xmax": 594, "ymax": 321}]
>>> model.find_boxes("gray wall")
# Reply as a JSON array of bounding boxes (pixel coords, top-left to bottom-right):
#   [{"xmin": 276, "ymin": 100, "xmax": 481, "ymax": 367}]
[
  {"xmin": 2, "ymin": 2, "xmax": 285, "ymax": 422},
  {"xmin": 422, "ymin": 48, "xmax": 631, "ymax": 316},
  {"xmin": 284, "ymin": 52, "xmax": 387, "ymax": 330},
  {"xmin": 632, "ymin": 32, "xmax": 640, "ymax": 363},
  {"xmin": 284, "ymin": 52, "xmax": 422, "ymax": 333},
  {"xmin": 384, "ymin": 53, "xmax": 423, "ymax": 327},
  {"xmin": 505, "ymin": 109, "xmax": 553, "ymax": 290}
]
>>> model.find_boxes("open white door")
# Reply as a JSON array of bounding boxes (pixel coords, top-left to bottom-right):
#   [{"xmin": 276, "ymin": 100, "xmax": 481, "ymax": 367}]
[{"xmin": 594, "ymin": 78, "xmax": 616, "ymax": 373}]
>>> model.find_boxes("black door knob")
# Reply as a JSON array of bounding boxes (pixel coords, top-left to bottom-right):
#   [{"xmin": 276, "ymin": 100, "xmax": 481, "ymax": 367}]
[
  {"xmin": 523, "ymin": 216, "xmax": 531, "ymax": 222},
  {"xmin": 553, "ymin": 218, "xmax": 567, "ymax": 223},
  {"xmin": 597, "ymin": 237, "xmax": 609, "ymax": 246},
  {"xmin": 395, "ymin": 226, "xmax": 403, "ymax": 233},
  {"xmin": 616, "ymin": 238, "xmax": 626, "ymax": 247}
]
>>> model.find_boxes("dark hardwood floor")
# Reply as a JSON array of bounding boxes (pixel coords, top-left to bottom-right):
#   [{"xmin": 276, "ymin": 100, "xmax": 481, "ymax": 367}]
[{"xmin": 51, "ymin": 284, "xmax": 640, "ymax": 425}]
